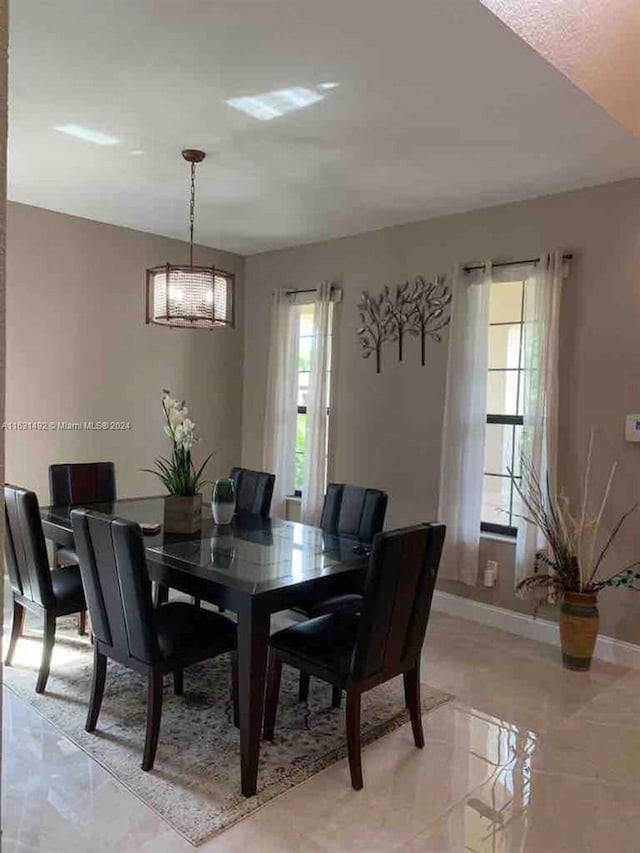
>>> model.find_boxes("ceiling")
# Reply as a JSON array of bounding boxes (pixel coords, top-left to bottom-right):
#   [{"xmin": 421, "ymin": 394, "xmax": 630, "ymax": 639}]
[{"xmin": 9, "ymin": 0, "xmax": 640, "ymax": 255}]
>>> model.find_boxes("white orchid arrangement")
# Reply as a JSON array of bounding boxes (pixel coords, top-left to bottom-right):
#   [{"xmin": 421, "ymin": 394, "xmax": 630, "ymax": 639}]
[{"xmin": 143, "ymin": 390, "xmax": 212, "ymax": 496}]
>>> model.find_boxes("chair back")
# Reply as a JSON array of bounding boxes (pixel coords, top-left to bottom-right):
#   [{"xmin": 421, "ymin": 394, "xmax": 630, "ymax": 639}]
[
  {"xmin": 320, "ymin": 483, "xmax": 387, "ymax": 543},
  {"xmin": 71, "ymin": 509, "xmax": 160, "ymax": 664},
  {"xmin": 350, "ymin": 523, "xmax": 445, "ymax": 683},
  {"xmin": 49, "ymin": 462, "xmax": 116, "ymax": 505},
  {"xmin": 230, "ymin": 467, "xmax": 275, "ymax": 518},
  {"xmin": 4, "ymin": 484, "xmax": 54, "ymax": 607}
]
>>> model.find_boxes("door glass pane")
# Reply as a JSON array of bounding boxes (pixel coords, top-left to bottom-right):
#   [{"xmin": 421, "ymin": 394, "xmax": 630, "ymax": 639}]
[
  {"xmin": 482, "ymin": 475, "xmax": 511, "ymax": 526},
  {"xmin": 489, "ymin": 281, "xmax": 523, "ymax": 324},
  {"xmin": 297, "ymin": 371, "xmax": 309, "ymax": 407},
  {"xmin": 296, "ymin": 412, "xmax": 306, "ymax": 455},
  {"xmin": 484, "ymin": 423, "xmax": 514, "ymax": 476},
  {"xmin": 513, "ymin": 424, "xmax": 523, "ymax": 476},
  {"xmin": 488, "ymin": 324, "xmax": 521, "ymax": 369},
  {"xmin": 487, "ymin": 370, "xmax": 520, "ymax": 416},
  {"xmin": 299, "ymin": 304, "xmax": 315, "ymax": 336},
  {"xmin": 295, "ymin": 411, "xmax": 306, "ymax": 491},
  {"xmin": 298, "ymin": 336, "xmax": 312, "ymax": 371}
]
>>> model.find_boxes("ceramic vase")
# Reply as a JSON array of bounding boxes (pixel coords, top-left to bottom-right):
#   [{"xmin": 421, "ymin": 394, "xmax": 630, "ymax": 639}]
[{"xmin": 559, "ymin": 591, "xmax": 599, "ymax": 671}]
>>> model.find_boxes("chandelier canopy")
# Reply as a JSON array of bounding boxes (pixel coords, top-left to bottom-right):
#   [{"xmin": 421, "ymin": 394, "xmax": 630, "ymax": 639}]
[{"xmin": 145, "ymin": 149, "xmax": 234, "ymax": 330}]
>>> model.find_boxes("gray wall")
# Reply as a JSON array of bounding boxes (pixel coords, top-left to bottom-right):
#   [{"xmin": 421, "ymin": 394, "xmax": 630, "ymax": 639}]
[
  {"xmin": 6, "ymin": 202, "xmax": 245, "ymax": 500},
  {"xmin": 242, "ymin": 178, "xmax": 640, "ymax": 644}
]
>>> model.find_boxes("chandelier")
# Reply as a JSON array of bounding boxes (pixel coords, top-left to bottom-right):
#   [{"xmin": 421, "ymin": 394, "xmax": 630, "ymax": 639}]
[{"xmin": 145, "ymin": 149, "xmax": 234, "ymax": 329}]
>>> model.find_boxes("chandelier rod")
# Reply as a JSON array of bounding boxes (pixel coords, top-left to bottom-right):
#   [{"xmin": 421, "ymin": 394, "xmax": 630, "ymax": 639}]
[
  {"xmin": 181, "ymin": 149, "xmax": 206, "ymax": 268},
  {"xmin": 189, "ymin": 161, "xmax": 196, "ymax": 266}
]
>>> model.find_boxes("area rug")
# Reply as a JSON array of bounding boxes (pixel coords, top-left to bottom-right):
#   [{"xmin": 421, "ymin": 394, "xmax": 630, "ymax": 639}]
[{"xmin": 3, "ymin": 615, "xmax": 453, "ymax": 846}]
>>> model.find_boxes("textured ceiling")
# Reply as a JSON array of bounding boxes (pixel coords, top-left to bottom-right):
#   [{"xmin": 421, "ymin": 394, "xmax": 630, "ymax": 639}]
[
  {"xmin": 9, "ymin": 0, "xmax": 640, "ymax": 254},
  {"xmin": 481, "ymin": 0, "xmax": 640, "ymax": 139}
]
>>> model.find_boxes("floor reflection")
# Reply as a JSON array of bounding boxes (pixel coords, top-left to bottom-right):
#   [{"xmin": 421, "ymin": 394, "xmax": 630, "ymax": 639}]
[{"xmin": 450, "ymin": 712, "xmax": 537, "ymax": 852}]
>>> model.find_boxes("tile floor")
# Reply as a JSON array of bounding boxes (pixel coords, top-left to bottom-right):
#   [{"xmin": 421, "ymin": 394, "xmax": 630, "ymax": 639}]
[{"xmin": 2, "ymin": 610, "xmax": 636, "ymax": 852}]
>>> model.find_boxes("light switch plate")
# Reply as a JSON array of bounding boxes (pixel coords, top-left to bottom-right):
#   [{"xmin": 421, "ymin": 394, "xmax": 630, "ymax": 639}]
[{"xmin": 625, "ymin": 415, "xmax": 640, "ymax": 442}]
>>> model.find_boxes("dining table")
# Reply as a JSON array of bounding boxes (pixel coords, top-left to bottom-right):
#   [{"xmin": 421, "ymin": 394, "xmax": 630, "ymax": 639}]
[{"xmin": 40, "ymin": 495, "xmax": 368, "ymax": 797}]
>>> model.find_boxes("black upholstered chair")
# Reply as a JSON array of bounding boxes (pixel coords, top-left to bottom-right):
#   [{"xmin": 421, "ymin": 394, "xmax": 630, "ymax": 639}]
[
  {"xmin": 264, "ymin": 523, "xmax": 445, "ymax": 789},
  {"xmin": 71, "ymin": 509, "xmax": 238, "ymax": 771},
  {"xmin": 49, "ymin": 462, "xmax": 117, "ymax": 634},
  {"xmin": 308, "ymin": 483, "xmax": 388, "ymax": 615},
  {"xmin": 295, "ymin": 483, "xmax": 388, "ymax": 704},
  {"xmin": 320, "ymin": 483, "xmax": 388, "ymax": 542},
  {"xmin": 4, "ymin": 485, "xmax": 87, "ymax": 693},
  {"xmin": 49, "ymin": 461, "xmax": 116, "ymax": 567},
  {"xmin": 230, "ymin": 467, "xmax": 275, "ymax": 518}
]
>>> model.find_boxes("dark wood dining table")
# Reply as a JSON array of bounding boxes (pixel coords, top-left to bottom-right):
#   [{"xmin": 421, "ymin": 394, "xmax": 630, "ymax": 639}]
[{"xmin": 40, "ymin": 495, "xmax": 368, "ymax": 796}]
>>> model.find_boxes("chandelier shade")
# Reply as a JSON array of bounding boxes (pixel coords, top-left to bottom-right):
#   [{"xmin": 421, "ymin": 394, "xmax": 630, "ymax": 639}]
[
  {"xmin": 145, "ymin": 148, "xmax": 235, "ymax": 330},
  {"xmin": 146, "ymin": 264, "xmax": 234, "ymax": 329}
]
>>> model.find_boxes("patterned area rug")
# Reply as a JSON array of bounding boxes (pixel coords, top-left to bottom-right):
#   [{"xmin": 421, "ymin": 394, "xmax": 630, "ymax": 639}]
[{"xmin": 3, "ymin": 614, "xmax": 452, "ymax": 846}]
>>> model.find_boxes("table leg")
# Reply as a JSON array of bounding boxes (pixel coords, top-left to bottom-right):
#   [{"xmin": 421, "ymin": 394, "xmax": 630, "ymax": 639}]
[{"xmin": 237, "ymin": 601, "xmax": 270, "ymax": 797}]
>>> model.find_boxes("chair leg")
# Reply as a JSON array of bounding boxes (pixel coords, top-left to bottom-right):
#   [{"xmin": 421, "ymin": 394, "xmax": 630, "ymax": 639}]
[
  {"xmin": 262, "ymin": 650, "xmax": 282, "ymax": 741},
  {"xmin": 231, "ymin": 651, "xmax": 239, "ymax": 728},
  {"xmin": 173, "ymin": 670, "xmax": 184, "ymax": 696},
  {"xmin": 35, "ymin": 612, "xmax": 56, "ymax": 694},
  {"xmin": 346, "ymin": 690, "xmax": 363, "ymax": 790},
  {"xmin": 78, "ymin": 610, "xmax": 87, "ymax": 636},
  {"xmin": 331, "ymin": 685, "xmax": 342, "ymax": 709},
  {"xmin": 142, "ymin": 671, "xmax": 164, "ymax": 771},
  {"xmin": 85, "ymin": 647, "xmax": 107, "ymax": 732},
  {"xmin": 298, "ymin": 671, "xmax": 310, "ymax": 702},
  {"xmin": 154, "ymin": 583, "xmax": 169, "ymax": 607},
  {"xmin": 403, "ymin": 664, "xmax": 425, "ymax": 749},
  {"xmin": 5, "ymin": 600, "xmax": 25, "ymax": 666},
  {"xmin": 192, "ymin": 597, "xmax": 201, "ymax": 609}
]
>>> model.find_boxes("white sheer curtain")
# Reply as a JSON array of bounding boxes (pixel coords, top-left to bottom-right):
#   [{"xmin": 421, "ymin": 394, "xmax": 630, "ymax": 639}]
[
  {"xmin": 301, "ymin": 282, "xmax": 333, "ymax": 525},
  {"xmin": 262, "ymin": 289, "xmax": 299, "ymax": 519},
  {"xmin": 438, "ymin": 263, "xmax": 491, "ymax": 585},
  {"xmin": 515, "ymin": 251, "xmax": 564, "ymax": 583}
]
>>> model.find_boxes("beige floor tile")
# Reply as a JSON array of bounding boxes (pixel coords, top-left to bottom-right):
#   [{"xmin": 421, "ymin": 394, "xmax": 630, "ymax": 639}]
[
  {"xmin": 532, "ymin": 716, "xmax": 640, "ymax": 787},
  {"xmin": 3, "ymin": 609, "xmax": 638, "ymax": 852},
  {"xmin": 402, "ymin": 768, "xmax": 640, "ymax": 852}
]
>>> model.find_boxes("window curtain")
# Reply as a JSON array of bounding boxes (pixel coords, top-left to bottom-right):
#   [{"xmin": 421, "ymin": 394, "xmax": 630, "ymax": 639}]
[
  {"xmin": 515, "ymin": 251, "xmax": 564, "ymax": 584},
  {"xmin": 438, "ymin": 263, "xmax": 491, "ymax": 585},
  {"xmin": 301, "ymin": 282, "xmax": 333, "ymax": 525},
  {"xmin": 262, "ymin": 289, "xmax": 299, "ymax": 519}
]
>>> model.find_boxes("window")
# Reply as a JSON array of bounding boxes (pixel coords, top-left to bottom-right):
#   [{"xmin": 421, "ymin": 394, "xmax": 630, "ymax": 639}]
[
  {"xmin": 294, "ymin": 302, "xmax": 332, "ymax": 495},
  {"xmin": 481, "ymin": 280, "xmax": 525, "ymax": 536}
]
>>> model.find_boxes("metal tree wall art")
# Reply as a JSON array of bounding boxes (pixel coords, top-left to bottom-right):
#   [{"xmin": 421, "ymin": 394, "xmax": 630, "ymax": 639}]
[
  {"xmin": 408, "ymin": 275, "xmax": 452, "ymax": 366},
  {"xmin": 357, "ymin": 274, "xmax": 451, "ymax": 373},
  {"xmin": 386, "ymin": 282, "xmax": 414, "ymax": 362},
  {"xmin": 356, "ymin": 291, "xmax": 393, "ymax": 374}
]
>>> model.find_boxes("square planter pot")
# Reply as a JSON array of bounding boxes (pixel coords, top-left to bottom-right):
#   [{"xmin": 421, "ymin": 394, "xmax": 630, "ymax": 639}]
[{"xmin": 163, "ymin": 494, "xmax": 202, "ymax": 534}]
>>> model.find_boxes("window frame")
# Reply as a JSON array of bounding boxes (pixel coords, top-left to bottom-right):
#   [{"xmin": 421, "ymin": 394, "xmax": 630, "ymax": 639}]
[
  {"xmin": 292, "ymin": 300, "xmax": 333, "ymax": 498},
  {"xmin": 294, "ymin": 400, "xmax": 306, "ymax": 497},
  {"xmin": 481, "ymin": 281, "xmax": 526, "ymax": 538}
]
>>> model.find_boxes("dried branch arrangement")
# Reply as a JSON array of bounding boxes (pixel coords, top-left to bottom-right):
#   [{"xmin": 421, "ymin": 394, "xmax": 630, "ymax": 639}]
[
  {"xmin": 357, "ymin": 275, "xmax": 451, "ymax": 373},
  {"xmin": 513, "ymin": 432, "xmax": 640, "ymax": 614}
]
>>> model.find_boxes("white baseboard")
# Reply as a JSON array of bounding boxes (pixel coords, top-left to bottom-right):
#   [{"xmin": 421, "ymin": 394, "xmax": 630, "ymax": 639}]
[{"xmin": 432, "ymin": 589, "xmax": 640, "ymax": 670}]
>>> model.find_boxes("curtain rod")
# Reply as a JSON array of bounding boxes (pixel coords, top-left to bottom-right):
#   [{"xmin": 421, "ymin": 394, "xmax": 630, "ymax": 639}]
[
  {"xmin": 463, "ymin": 253, "xmax": 572, "ymax": 273},
  {"xmin": 283, "ymin": 283, "xmax": 342, "ymax": 296},
  {"xmin": 285, "ymin": 255, "xmax": 573, "ymax": 289}
]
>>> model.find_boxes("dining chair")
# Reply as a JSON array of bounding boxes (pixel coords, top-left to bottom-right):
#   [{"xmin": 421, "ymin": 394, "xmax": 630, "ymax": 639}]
[
  {"xmin": 4, "ymin": 484, "xmax": 87, "ymax": 693},
  {"xmin": 263, "ymin": 522, "xmax": 446, "ymax": 789},
  {"xmin": 295, "ymin": 483, "xmax": 388, "ymax": 704},
  {"xmin": 71, "ymin": 509, "xmax": 238, "ymax": 771},
  {"xmin": 49, "ymin": 461, "xmax": 117, "ymax": 567},
  {"xmin": 230, "ymin": 467, "xmax": 276, "ymax": 518},
  {"xmin": 49, "ymin": 461, "xmax": 116, "ymax": 635}
]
